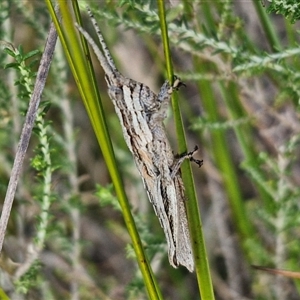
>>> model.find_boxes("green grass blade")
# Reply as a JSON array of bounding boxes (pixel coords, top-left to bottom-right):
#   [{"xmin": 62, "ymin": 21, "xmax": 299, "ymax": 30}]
[
  {"xmin": 157, "ymin": 0, "xmax": 214, "ymax": 299},
  {"xmin": 252, "ymin": 0, "xmax": 281, "ymax": 51},
  {"xmin": 45, "ymin": 1, "xmax": 162, "ymax": 298}
]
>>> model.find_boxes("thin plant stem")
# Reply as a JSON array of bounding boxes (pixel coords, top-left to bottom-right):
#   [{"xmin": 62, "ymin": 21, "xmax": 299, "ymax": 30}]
[
  {"xmin": 0, "ymin": 21, "xmax": 58, "ymax": 253},
  {"xmin": 46, "ymin": 1, "xmax": 163, "ymax": 298},
  {"xmin": 157, "ymin": 1, "xmax": 214, "ymax": 299}
]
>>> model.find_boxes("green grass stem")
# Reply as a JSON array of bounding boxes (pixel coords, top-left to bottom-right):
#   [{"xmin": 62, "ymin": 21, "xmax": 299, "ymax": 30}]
[
  {"xmin": 45, "ymin": 1, "xmax": 162, "ymax": 298},
  {"xmin": 157, "ymin": 1, "xmax": 215, "ymax": 299}
]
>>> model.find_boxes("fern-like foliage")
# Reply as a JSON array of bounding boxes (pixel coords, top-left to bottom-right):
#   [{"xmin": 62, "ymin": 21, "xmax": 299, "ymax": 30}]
[{"xmin": 267, "ymin": 0, "xmax": 300, "ymax": 23}]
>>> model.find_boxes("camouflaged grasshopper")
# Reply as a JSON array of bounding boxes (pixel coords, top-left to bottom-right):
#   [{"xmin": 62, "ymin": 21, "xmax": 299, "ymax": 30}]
[{"xmin": 76, "ymin": 8, "xmax": 202, "ymax": 272}]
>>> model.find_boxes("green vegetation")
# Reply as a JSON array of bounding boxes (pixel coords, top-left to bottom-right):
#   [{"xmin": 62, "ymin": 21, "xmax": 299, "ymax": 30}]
[{"xmin": 0, "ymin": 0, "xmax": 300, "ymax": 299}]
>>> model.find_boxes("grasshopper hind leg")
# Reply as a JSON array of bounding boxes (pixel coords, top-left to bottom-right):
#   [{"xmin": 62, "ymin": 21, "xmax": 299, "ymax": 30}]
[{"xmin": 170, "ymin": 146, "xmax": 203, "ymax": 179}]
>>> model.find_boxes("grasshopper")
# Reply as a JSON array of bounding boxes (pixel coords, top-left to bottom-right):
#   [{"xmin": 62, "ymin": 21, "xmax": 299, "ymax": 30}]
[{"xmin": 76, "ymin": 8, "xmax": 202, "ymax": 272}]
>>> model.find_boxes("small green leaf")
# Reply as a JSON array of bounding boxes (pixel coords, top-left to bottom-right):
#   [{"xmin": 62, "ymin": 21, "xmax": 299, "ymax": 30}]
[{"xmin": 23, "ymin": 49, "xmax": 41, "ymax": 61}]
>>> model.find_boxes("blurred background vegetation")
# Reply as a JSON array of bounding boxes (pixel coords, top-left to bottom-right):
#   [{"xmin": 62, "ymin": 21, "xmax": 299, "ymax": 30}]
[{"xmin": 0, "ymin": 0, "xmax": 300, "ymax": 299}]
